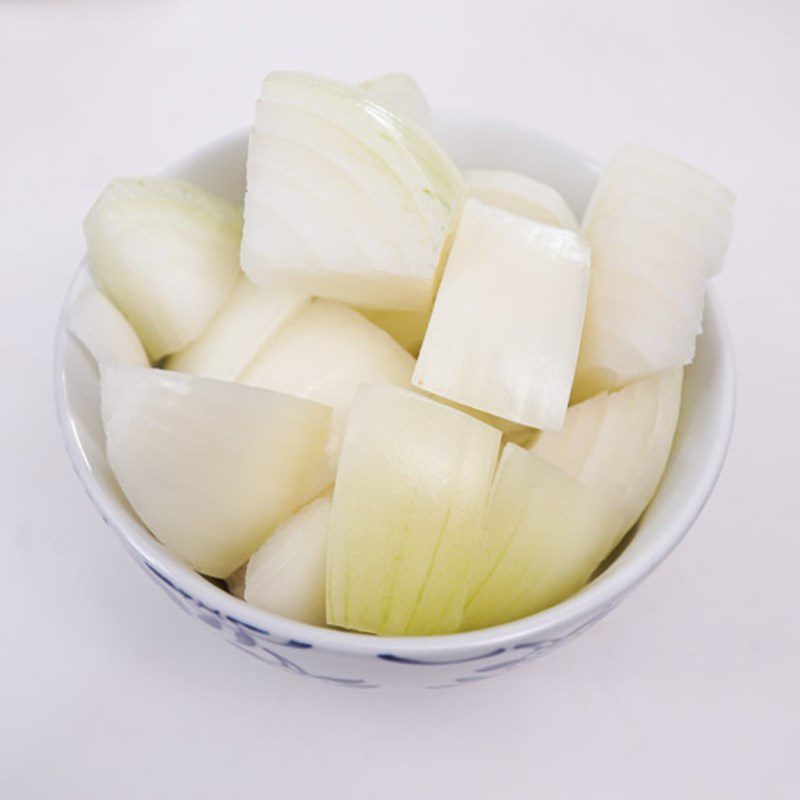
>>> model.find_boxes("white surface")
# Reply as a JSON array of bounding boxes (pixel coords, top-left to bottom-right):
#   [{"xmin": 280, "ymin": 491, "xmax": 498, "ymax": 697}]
[{"xmin": 1, "ymin": 1, "xmax": 797, "ymax": 797}]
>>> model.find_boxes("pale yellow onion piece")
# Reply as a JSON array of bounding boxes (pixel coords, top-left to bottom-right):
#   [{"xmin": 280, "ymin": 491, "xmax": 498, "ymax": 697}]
[
  {"xmin": 165, "ymin": 275, "xmax": 309, "ymax": 381},
  {"xmin": 101, "ymin": 366, "xmax": 331, "ymax": 578},
  {"xmin": 327, "ymin": 384, "xmax": 501, "ymax": 635},
  {"xmin": 241, "ymin": 299, "xmax": 415, "ymax": 492},
  {"xmin": 85, "ymin": 178, "xmax": 242, "ymax": 359},
  {"xmin": 533, "ymin": 370, "xmax": 682, "ymax": 541},
  {"xmin": 573, "ymin": 144, "xmax": 733, "ymax": 400},
  {"xmin": 463, "ymin": 169, "xmax": 578, "ymax": 230},
  {"xmin": 241, "ymin": 71, "xmax": 465, "ymax": 311},
  {"xmin": 243, "ymin": 495, "xmax": 331, "ymax": 626},
  {"xmin": 414, "ymin": 199, "xmax": 590, "ymax": 430},
  {"xmin": 68, "ymin": 285, "xmax": 149, "ymax": 367},
  {"xmin": 359, "ymin": 73, "xmax": 432, "ymax": 130},
  {"xmin": 357, "ymin": 306, "xmax": 431, "ymax": 356},
  {"xmin": 461, "ymin": 446, "xmax": 621, "ymax": 631}
]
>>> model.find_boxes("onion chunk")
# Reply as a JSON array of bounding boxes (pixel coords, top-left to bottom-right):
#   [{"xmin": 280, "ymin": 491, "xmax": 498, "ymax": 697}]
[
  {"xmin": 531, "ymin": 369, "xmax": 683, "ymax": 542},
  {"xmin": 464, "ymin": 169, "xmax": 578, "ymax": 229},
  {"xmin": 573, "ymin": 144, "xmax": 733, "ymax": 400},
  {"xmin": 241, "ymin": 72, "xmax": 465, "ymax": 311},
  {"xmin": 85, "ymin": 178, "xmax": 242, "ymax": 359},
  {"xmin": 327, "ymin": 385, "xmax": 501, "ymax": 635},
  {"xmin": 101, "ymin": 366, "xmax": 331, "ymax": 578},
  {"xmin": 414, "ymin": 199, "xmax": 590, "ymax": 429},
  {"xmin": 68, "ymin": 286, "xmax": 149, "ymax": 367},
  {"xmin": 462, "ymin": 446, "xmax": 621, "ymax": 630},
  {"xmin": 243, "ymin": 495, "xmax": 331, "ymax": 626}
]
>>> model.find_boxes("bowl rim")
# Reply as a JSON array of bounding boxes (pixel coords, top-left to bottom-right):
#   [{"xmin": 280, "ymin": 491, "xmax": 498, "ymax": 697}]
[{"xmin": 54, "ymin": 122, "xmax": 736, "ymax": 658}]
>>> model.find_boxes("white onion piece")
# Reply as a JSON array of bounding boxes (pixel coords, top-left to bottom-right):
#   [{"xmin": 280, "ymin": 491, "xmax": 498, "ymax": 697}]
[
  {"xmin": 241, "ymin": 299, "xmax": 415, "ymax": 464},
  {"xmin": 166, "ymin": 276, "xmax": 309, "ymax": 381},
  {"xmin": 241, "ymin": 72, "xmax": 465, "ymax": 310},
  {"xmin": 327, "ymin": 384, "xmax": 501, "ymax": 635},
  {"xmin": 532, "ymin": 369, "xmax": 682, "ymax": 541},
  {"xmin": 101, "ymin": 366, "xmax": 331, "ymax": 578},
  {"xmin": 464, "ymin": 169, "xmax": 578, "ymax": 229},
  {"xmin": 359, "ymin": 73, "xmax": 432, "ymax": 129},
  {"xmin": 573, "ymin": 145, "xmax": 733, "ymax": 400},
  {"xmin": 414, "ymin": 199, "xmax": 590, "ymax": 430},
  {"xmin": 85, "ymin": 178, "xmax": 242, "ymax": 359},
  {"xmin": 244, "ymin": 495, "xmax": 331, "ymax": 626},
  {"xmin": 68, "ymin": 286, "xmax": 148, "ymax": 367},
  {"xmin": 462, "ymin": 446, "xmax": 621, "ymax": 630}
]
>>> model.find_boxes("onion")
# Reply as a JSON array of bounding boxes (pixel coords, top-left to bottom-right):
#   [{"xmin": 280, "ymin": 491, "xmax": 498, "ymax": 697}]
[
  {"xmin": 241, "ymin": 299, "xmax": 415, "ymax": 473},
  {"xmin": 359, "ymin": 73, "xmax": 432, "ymax": 129},
  {"xmin": 414, "ymin": 199, "xmax": 590, "ymax": 429},
  {"xmin": 166, "ymin": 276, "xmax": 309, "ymax": 381},
  {"xmin": 68, "ymin": 286, "xmax": 148, "ymax": 367},
  {"xmin": 326, "ymin": 384, "xmax": 501, "ymax": 635},
  {"xmin": 243, "ymin": 495, "xmax": 331, "ymax": 626},
  {"xmin": 101, "ymin": 366, "xmax": 331, "ymax": 578},
  {"xmin": 461, "ymin": 445, "xmax": 621, "ymax": 630},
  {"xmin": 464, "ymin": 169, "xmax": 578, "ymax": 229},
  {"xmin": 531, "ymin": 369, "xmax": 683, "ymax": 541},
  {"xmin": 240, "ymin": 72, "xmax": 465, "ymax": 310},
  {"xmin": 85, "ymin": 178, "xmax": 242, "ymax": 359},
  {"xmin": 573, "ymin": 145, "xmax": 733, "ymax": 400}
]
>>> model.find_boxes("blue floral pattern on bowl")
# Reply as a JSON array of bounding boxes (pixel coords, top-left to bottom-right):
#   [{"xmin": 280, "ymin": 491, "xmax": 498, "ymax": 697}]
[{"xmin": 141, "ymin": 559, "xmax": 616, "ymax": 690}]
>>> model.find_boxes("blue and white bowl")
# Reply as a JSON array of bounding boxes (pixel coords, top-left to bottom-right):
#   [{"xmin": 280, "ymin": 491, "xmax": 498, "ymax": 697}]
[{"xmin": 54, "ymin": 112, "xmax": 735, "ymax": 690}]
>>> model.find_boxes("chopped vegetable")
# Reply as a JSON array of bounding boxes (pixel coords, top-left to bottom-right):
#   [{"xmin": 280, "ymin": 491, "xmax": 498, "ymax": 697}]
[
  {"xmin": 166, "ymin": 276, "xmax": 309, "ymax": 381},
  {"xmin": 531, "ymin": 369, "xmax": 683, "ymax": 541},
  {"xmin": 464, "ymin": 169, "xmax": 578, "ymax": 229},
  {"xmin": 462, "ymin": 446, "xmax": 621, "ymax": 630},
  {"xmin": 326, "ymin": 385, "xmax": 501, "ymax": 635},
  {"xmin": 68, "ymin": 285, "xmax": 148, "ymax": 367},
  {"xmin": 359, "ymin": 72, "xmax": 432, "ymax": 129},
  {"xmin": 243, "ymin": 296, "xmax": 413, "ymax": 456},
  {"xmin": 414, "ymin": 199, "xmax": 590, "ymax": 429},
  {"xmin": 572, "ymin": 144, "xmax": 733, "ymax": 401},
  {"xmin": 240, "ymin": 72, "xmax": 465, "ymax": 310},
  {"xmin": 101, "ymin": 366, "xmax": 331, "ymax": 577},
  {"xmin": 85, "ymin": 178, "xmax": 242, "ymax": 359},
  {"xmin": 243, "ymin": 495, "xmax": 331, "ymax": 625}
]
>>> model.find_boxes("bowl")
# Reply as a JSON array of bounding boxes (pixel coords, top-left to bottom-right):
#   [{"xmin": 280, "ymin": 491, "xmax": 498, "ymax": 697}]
[{"xmin": 54, "ymin": 111, "xmax": 735, "ymax": 690}]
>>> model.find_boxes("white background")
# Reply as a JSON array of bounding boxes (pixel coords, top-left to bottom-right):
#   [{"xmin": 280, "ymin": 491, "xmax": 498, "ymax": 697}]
[{"xmin": 1, "ymin": 1, "xmax": 798, "ymax": 797}]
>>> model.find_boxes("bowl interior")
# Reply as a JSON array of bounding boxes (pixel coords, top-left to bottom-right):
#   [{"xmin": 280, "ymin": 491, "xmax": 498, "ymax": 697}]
[{"xmin": 55, "ymin": 113, "xmax": 734, "ymax": 654}]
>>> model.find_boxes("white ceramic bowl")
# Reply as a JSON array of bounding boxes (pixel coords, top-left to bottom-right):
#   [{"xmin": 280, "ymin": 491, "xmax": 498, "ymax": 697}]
[{"xmin": 54, "ymin": 112, "xmax": 735, "ymax": 690}]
